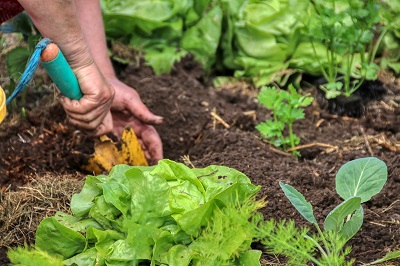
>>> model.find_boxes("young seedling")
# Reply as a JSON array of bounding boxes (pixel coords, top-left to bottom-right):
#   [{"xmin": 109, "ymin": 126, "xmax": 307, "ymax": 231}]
[
  {"xmin": 256, "ymin": 84, "xmax": 313, "ymax": 156},
  {"xmin": 279, "ymin": 157, "xmax": 400, "ymax": 265},
  {"xmin": 306, "ymin": 0, "xmax": 386, "ymax": 99}
]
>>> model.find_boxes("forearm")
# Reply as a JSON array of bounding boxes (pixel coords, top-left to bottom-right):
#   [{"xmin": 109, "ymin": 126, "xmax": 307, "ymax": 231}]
[
  {"xmin": 75, "ymin": 0, "xmax": 116, "ymax": 78},
  {"xmin": 17, "ymin": 0, "xmax": 93, "ymax": 70}
]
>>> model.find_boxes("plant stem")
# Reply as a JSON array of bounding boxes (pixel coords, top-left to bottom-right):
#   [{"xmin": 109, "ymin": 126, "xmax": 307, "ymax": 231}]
[
  {"xmin": 303, "ymin": 234, "xmax": 329, "ymax": 263},
  {"xmin": 370, "ymin": 27, "xmax": 388, "ymax": 64},
  {"xmin": 314, "ymin": 223, "xmax": 331, "ymax": 258},
  {"xmin": 310, "ymin": 39, "xmax": 330, "ymax": 82},
  {"xmin": 328, "ymin": 39, "xmax": 336, "ymax": 84},
  {"xmin": 288, "ymin": 123, "xmax": 295, "ymax": 150},
  {"xmin": 273, "ymin": 113, "xmax": 286, "ymax": 150},
  {"xmin": 269, "ymin": 234, "xmax": 324, "ymax": 266}
]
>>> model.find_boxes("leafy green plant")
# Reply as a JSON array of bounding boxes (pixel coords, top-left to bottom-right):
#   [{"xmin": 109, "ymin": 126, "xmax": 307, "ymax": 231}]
[
  {"xmin": 306, "ymin": 0, "xmax": 386, "ymax": 99},
  {"xmin": 8, "ymin": 159, "xmax": 267, "ymax": 265},
  {"xmin": 256, "ymin": 84, "xmax": 313, "ymax": 156},
  {"xmin": 99, "ymin": 0, "xmax": 400, "ymax": 90},
  {"xmin": 259, "ymin": 219, "xmax": 318, "ymax": 266},
  {"xmin": 378, "ymin": 0, "xmax": 400, "ymax": 73},
  {"xmin": 277, "ymin": 157, "xmax": 400, "ymax": 265},
  {"xmin": 100, "ymin": 0, "xmax": 222, "ymax": 75}
]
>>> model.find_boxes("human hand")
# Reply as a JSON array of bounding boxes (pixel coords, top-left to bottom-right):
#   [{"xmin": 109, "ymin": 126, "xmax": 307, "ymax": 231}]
[
  {"xmin": 58, "ymin": 62, "xmax": 115, "ymax": 136},
  {"xmin": 107, "ymin": 78, "xmax": 164, "ymax": 164}
]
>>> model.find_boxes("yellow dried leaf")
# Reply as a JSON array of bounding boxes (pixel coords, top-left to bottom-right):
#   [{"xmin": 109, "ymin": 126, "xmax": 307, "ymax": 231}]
[
  {"xmin": 82, "ymin": 128, "xmax": 148, "ymax": 174},
  {"xmin": 81, "ymin": 138, "xmax": 122, "ymax": 174},
  {"xmin": 121, "ymin": 128, "xmax": 148, "ymax": 167}
]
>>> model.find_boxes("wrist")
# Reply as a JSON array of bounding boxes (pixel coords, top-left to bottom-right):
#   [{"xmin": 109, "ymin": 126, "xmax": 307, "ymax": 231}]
[
  {"xmin": 101, "ymin": 71, "xmax": 117, "ymax": 81},
  {"xmin": 59, "ymin": 37, "xmax": 94, "ymax": 71}
]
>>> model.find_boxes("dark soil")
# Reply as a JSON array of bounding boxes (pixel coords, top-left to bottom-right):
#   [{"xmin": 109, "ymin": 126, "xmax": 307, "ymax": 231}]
[{"xmin": 1, "ymin": 58, "xmax": 400, "ymax": 265}]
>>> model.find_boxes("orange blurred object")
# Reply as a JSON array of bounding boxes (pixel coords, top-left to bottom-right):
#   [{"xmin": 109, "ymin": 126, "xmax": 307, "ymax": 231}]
[{"xmin": 0, "ymin": 86, "xmax": 6, "ymax": 124}]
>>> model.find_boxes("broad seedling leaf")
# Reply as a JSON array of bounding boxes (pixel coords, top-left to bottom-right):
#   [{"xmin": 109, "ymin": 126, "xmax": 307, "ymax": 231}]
[
  {"xmin": 279, "ymin": 182, "xmax": 317, "ymax": 224},
  {"xmin": 323, "ymin": 196, "xmax": 361, "ymax": 232},
  {"xmin": 336, "ymin": 157, "xmax": 387, "ymax": 202},
  {"xmin": 6, "ymin": 46, "xmax": 30, "ymax": 82},
  {"xmin": 339, "ymin": 206, "xmax": 364, "ymax": 241}
]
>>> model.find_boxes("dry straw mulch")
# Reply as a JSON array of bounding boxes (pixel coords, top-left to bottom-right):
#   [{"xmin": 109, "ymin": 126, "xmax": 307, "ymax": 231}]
[{"xmin": 0, "ymin": 174, "xmax": 84, "ymax": 248}]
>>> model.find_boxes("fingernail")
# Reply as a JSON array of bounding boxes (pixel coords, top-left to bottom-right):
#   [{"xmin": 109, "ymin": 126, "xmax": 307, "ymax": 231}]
[{"xmin": 154, "ymin": 115, "xmax": 164, "ymax": 123}]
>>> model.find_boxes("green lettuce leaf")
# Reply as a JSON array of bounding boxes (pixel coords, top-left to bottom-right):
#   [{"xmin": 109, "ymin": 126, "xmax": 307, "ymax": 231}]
[{"xmin": 35, "ymin": 216, "xmax": 86, "ymax": 259}]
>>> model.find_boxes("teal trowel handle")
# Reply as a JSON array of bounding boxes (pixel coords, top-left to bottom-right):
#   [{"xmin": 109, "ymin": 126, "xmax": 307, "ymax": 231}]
[{"xmin": 40, "ymin": 43, "xmax": 83, "ymax": 100}]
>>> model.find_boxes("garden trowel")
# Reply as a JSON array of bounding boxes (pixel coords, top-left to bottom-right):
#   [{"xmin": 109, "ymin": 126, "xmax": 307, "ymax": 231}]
[{"xmin": 40, "ymin": 42, "xmax": 148, "ymax": 173}]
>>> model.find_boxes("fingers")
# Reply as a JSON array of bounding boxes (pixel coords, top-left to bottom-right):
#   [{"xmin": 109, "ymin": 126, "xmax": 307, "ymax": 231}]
[
  {"xmin": 109, "ymin": 79, "xmax": 163, "ymax": 125},
  {"xmin": 126, "ymin": 96, "xmax": 164, "ymax": 125},
  {"xmin": 65, "ymin": 109, "xmax": 113, "ymax": 137},
  {"xmin": 60, "ymin": 96, "xmax": 111, "ymax": 131},
  {"xmin": 59, "ymin": 62, "xmax": 115, "ymax": 134},
  {"xmin": 112, "ymin": 117, "xmax": 163, "ymax": 165},
  {"xmin": 82, "ymin": 111, "xmax": 114, "ymax": 136},
  {"xmin": 140, "ymin": 126, "xmax": 163, "ymax": 164}
]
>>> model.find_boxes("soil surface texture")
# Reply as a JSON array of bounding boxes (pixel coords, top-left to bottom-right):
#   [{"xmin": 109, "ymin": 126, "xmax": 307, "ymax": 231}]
[{"xmin": 1, "ymin": 58, "xmax": 400, "ymax": 265}]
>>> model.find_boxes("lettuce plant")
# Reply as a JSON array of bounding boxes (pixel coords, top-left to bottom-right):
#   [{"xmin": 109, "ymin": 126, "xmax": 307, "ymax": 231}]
[
  {"xmin": 8, "ymin": 159, "xmax": 267, "ymax": 266},
  {"xmin": 256, "ymin": 84, "xmax": 313, "ymax": 156},
  {"xmin": 279, "ymin": 157, "xmax": 400, "ymax": 265}
]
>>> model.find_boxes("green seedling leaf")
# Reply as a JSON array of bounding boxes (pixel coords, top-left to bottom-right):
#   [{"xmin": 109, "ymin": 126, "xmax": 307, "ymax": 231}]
[
  {"xmin": 257, "ymin": 86, "xmax": 285, "ymax": 110},
  {"xmin": 256, "ymin": 84, "xmax": 313, "ymax": 154},
  {"xmin": 324, "ymin": 89, "xmax": 342, "ymax": 99},
  {"xmin": 336, "ymin": 157, "xmax": 387, "ymax": 202},
  {"xmin": 256, "ymin": 120, "xmax": 285, "ymax": 147},
  {"xmin": 339, "ymin": 206, "xmax": 364, "ymax": 241},
  {"xmin": 12, "ymin": 12, "xmax": 34, "ymax": 37},
  {"xmin": 287, "ymin": 84, "xmax": 314, "ymax": 108},
  {"xmin": 323, "ymin": 197, "xmax": 361, "ymax": 232},
  {"xmin": 6, "ymin": 46, "xmax": 30, "ymax": 82},
  {"xmin": 27, "ymin": 35, "xmax": 42, "ymax": 53},
  {"xmin": 367, "ymin": 250, "xmax": 400, "ymax": 265},
  {"xmin": 363, "ymin": 62, "xmax": 380, "ymax": 80},
  {"xmin": 279, "ymin": 182, "xmax": 317, "ymax": 224}
]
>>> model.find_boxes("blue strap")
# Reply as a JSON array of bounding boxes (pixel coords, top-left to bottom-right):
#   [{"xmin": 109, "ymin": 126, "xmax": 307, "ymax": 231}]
[
  {"xmin": 0, "ymin": 23, "xmax": 15, "ymax": 33},
  {"xmin": 6, "ymin": 38, "xmax": 52, "ymax": 105}
]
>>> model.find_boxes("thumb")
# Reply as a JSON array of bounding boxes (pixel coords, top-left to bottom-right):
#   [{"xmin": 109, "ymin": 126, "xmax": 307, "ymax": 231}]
[{"xmin": 92, "ymin": 111, "xmax": 113, "ymax": 136}]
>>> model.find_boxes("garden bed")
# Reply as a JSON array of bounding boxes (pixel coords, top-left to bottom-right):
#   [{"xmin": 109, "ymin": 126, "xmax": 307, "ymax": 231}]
[{"xmin": 1, "ymin": 58, "xmax": 400, "ymax": 265}]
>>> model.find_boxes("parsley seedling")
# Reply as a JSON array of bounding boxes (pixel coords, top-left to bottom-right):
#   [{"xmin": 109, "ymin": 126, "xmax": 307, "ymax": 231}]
[
  {"xmin": 256, "ymin": 84, "xmax": 313, "ymax": 156},
  {"xmin": 307, "ymin": 0, "xmax": 386, "ymax": 99}
]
